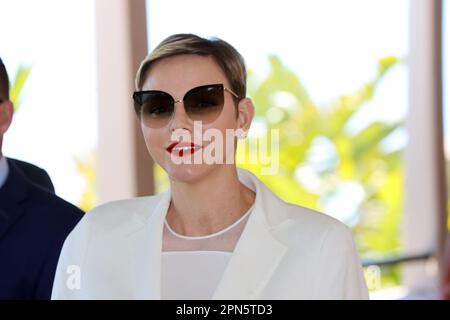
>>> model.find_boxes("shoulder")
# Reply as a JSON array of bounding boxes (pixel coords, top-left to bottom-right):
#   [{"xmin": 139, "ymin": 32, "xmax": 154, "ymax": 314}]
[
  {"xmin": 290, "ymin": 201, "xmax": 350, "ymax": 236},
  {"xmin": 250, "ymin": 171, "xmax": 351, "ymax": 248},
  {"xmin": 26, "ymin": 183, "xmax": 84, "ymax": 228},
  {"xmin": 88, "ymin": 195, "xmax": 159, "ymax": 215},
  {"xmin": 86, "ymin": 194, "xmax": 162, "ymax": 223},
  {"xmin": 73, "ymin": 193, "xmax": 164, "ymax": 235},
  {"xmin": 8, "ymin": 158, "xmax": 54, "ymax": 192},
  {"xmin": 28, "ymin": 183, "xmax": 83, "ymax": 215},
  {"xmin": 9, "ymin": 158, "xmax": 46, "ymax": 175},
  {"xmin": 269, "ymin": 199, "xmax": 354, "ymax": 251},
  {"xmin": 53, "ymin": 195, "xmax": 164, "ymax": 278}
]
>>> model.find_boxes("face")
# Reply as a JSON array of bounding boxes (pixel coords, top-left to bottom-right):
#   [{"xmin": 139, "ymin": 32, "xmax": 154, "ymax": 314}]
[{"xmin": 139, "ymin": 54, "xmax": 254, "ymax": 184}]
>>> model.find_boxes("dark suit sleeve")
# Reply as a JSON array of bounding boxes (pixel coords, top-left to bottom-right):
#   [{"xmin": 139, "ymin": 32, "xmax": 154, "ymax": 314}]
[
  {"xmin": 33, "ymin": 240, "xmax": 68, "ymax": 299},
  {"xmin": 31, "ymin": 199, "xmax": 84, "ymax": 300}
]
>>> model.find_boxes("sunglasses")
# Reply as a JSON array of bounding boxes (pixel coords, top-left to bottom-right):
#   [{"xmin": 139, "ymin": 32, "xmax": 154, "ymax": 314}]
[{"xmin": 132, "ymin": 83, "xmax": 239, "ymax": 128}]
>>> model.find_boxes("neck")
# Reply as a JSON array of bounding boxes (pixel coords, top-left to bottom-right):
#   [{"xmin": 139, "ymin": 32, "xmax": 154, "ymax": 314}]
[{"xmin": 166, "ymin": 165, "xmax": 256, "ymax": 237}]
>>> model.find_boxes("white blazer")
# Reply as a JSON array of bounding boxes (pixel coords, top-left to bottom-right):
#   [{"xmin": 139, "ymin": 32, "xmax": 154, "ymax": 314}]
[{"xmin": 51, "ymin": 168, "xmax": 369, "ymax": 300}]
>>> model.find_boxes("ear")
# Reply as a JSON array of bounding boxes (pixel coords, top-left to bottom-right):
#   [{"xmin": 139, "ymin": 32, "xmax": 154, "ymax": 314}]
[
  {"xmin": 0, "ymin": 100, "xmax": 14, "ymax": 135},
  {"xmin": 235, "ymin": 97, "xmax": 255, "ymax": 133}
]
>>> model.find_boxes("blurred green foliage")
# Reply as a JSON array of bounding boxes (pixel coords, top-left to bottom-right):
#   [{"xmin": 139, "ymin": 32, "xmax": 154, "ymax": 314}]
[
  {"xmin": 243, "ymin": 55, "xmax": 404, "ymax": 287},
  {"xmin": 154, "ymin": 54, "xmax": 405, "ymax": 288},
  {"xmin": 74, "ymin": 151, "xmax": 97, "ymax": 213},
  {"xmin": 9, "ymin": 65, "xmax": 31, "ymax": 111}
]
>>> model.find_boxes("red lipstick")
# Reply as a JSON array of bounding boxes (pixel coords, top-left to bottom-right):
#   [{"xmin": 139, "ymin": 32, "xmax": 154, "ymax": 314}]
[{"xmin": 166, "ymin": 142, "xmax": 202, "ymax": 157}]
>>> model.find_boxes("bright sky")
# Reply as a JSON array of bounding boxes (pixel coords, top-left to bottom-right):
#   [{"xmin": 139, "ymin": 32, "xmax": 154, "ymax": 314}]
[
  {"xmin": 147, "ymin": 0, "xmax": 409, "ymax": 122},
  {"xmin": 0, "ymin": 0, "xmax": 447, "ymax": 212},
  {"xmin": 0, "ymin": 0, "xmax": 97, "ymax": 205}
]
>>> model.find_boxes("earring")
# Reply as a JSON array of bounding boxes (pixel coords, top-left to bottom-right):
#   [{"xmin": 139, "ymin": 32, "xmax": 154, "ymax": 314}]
[{"xmin": 237, "ymin": 131, "xmax": 248, "ymax": 139}]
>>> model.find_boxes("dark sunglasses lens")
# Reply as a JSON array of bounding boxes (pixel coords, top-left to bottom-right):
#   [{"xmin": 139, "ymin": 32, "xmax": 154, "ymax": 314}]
[
  {"xmin": 135, "ymin": 92, "xmax": 173, "ymax": 128},
  {"xmin": 184, "ymin": 85, "xmax": 224, "ymax": 123}
]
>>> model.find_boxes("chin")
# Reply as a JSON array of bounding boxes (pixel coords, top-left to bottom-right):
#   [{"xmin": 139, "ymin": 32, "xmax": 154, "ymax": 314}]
[{"xmin": 164, "ymin": 162, "xmax": 216, "ymax": 184}]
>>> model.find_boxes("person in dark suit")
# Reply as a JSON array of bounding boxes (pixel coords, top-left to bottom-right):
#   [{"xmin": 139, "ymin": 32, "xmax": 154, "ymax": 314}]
[
  {"xmin": 0, "ymin": 57, "xmax": 84, "ymax": 299},
  {"xmin": 8, "ymin": 158, "xmax": 55, "ymax": 193}
]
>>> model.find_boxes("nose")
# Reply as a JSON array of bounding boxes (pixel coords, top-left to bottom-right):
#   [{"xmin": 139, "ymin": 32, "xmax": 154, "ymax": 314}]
[{"xmin": 169, "ymin": 100, "xmax": 192, "ymax": 134}]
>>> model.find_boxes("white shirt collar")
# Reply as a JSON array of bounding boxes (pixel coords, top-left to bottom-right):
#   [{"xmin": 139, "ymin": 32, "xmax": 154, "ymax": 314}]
[{"xmin": 0, "ymin": 155, "xmax": 9, "ymax": 189}]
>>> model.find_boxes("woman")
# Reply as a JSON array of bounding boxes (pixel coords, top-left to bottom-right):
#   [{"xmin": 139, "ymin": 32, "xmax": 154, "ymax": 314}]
[{"xmin": 51, "ymin": 34, "xmax": 369, "ymax": 300}]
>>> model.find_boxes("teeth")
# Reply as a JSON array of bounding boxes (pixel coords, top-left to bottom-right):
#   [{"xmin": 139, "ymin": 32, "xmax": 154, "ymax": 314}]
[{"xmin": 172, "ymin": 146, "xmax": 197, "ymax": 151}]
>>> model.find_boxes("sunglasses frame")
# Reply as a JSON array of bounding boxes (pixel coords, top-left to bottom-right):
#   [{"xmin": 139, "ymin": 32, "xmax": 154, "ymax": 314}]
[{"xmin": 132, "ymin": 83, "xmax": 240, "ymax": 124}]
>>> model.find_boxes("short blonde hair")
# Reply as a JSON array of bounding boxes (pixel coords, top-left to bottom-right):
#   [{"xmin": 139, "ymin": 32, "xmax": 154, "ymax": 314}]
[{"xmin": 135, "ymin": 34, "xmax": 247, "ymax": 101}]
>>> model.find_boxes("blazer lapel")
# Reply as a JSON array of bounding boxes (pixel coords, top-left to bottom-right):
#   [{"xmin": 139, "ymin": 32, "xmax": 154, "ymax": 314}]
[
  {"xmin": 212, "ymin": 209, "xmax": 287, "ymax": 299},
  {"xmin": 127, "ymin": 189, "xmax": 171, "ymax": 299},
  {"xmin": 212, "ymin": 169, "xmax": 288, "ymax": 299}
]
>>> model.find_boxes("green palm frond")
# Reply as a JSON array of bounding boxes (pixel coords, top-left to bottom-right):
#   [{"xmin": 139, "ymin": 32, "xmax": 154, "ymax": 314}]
[{"xmin": 10, "ymin": 65, "xmax": 32, "ymax": 111}]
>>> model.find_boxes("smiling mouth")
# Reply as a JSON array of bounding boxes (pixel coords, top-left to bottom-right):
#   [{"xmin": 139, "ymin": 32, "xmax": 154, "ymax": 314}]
[{"xmin": 166, "ymin": 142, "xmax": 202, "ymax": 157}]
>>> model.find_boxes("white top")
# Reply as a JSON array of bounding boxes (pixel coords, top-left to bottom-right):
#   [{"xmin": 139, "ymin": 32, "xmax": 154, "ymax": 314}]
[
  {"xmin": 161, "ymin": 204, "xmax": 254, "ymax": 300},
  {"xmin": 161, "ymin": 251, "xmax": 232, "ymax": 300}
]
